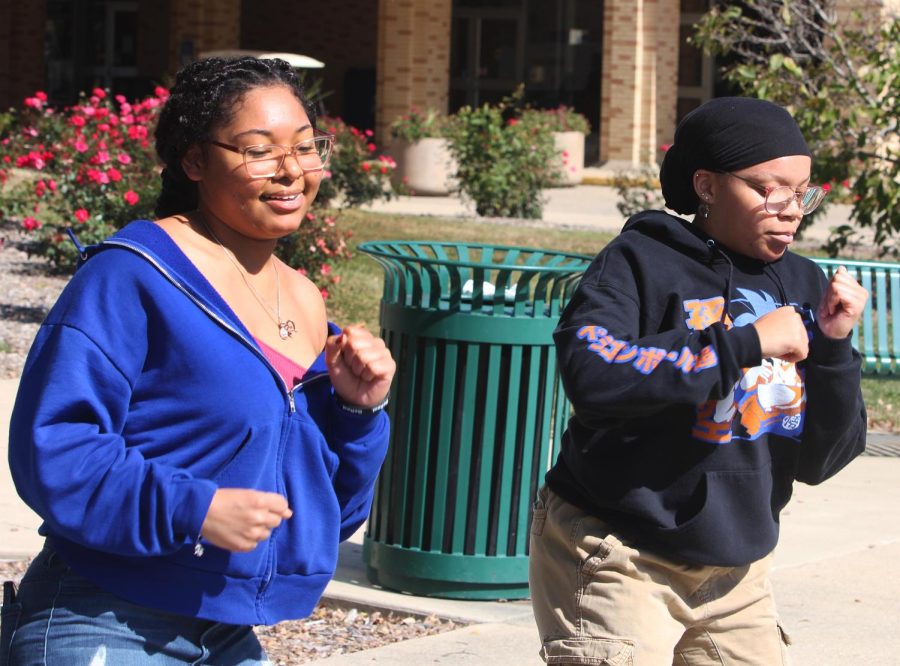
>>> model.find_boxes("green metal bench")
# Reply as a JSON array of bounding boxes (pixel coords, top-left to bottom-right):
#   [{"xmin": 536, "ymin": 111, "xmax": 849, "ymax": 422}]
[{"xmin": 811, "ymin": 258, "xmax": 899, "ymax": 375}]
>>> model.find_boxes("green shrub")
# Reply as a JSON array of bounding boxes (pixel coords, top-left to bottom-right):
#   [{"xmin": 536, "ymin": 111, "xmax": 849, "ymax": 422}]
[
  {"xmin": 522, "ymin": 105, "xmax": 591, "ymax": 135},
  {"xmin": 315, "ymin": 116, "xmax": 394, "ymax": 208},
  {"xmin": 275, "ymin": 210, "xmax": 352, "ymax": 300},
  {"xmin": 389, "ymin": 108, "xmax": 454, "ymax": 142},
  {"xmin": 446, "ymin": 97, "xmax": 557, "ymax": 219},
  {"xmin": 612, "ymin": 165, "xmax": 666, "ymax": 218}
]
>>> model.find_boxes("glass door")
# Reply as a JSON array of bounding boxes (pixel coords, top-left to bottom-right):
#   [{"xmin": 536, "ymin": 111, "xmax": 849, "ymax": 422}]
[{"xmin": 450, "ymin": 4, "xmax": 525, "ymax": 110}]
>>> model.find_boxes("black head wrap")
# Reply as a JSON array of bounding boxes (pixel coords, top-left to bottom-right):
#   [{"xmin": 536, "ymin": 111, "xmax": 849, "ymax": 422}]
[{"xmin": 660, "ymin": 97, "xmax": 812, "ymax": 214}]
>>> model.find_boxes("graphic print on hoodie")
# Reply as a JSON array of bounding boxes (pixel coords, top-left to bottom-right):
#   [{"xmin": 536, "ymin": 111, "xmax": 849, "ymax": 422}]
[{"xmin": 688, "ymin": 289, "xmax": 806, "ymax": 444}]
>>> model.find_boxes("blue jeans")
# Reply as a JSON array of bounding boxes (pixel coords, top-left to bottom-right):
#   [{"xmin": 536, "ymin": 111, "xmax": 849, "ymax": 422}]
[{"xmin": 1, "ymin": 548, "xmax": 270, "ymax": 665}]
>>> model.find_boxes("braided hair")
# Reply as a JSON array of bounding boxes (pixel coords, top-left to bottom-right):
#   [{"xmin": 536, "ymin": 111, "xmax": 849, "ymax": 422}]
[{"xmin": 154, "ymin": 56, "xmax": 316, "ymax": 217}]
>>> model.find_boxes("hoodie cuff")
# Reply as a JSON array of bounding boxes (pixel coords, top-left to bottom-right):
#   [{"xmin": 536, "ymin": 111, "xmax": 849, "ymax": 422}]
[
  {"xmin": 809, "ymin": 324, "xmax": 855, "ymax": 366},
  {"xmin": 726, "ymin": 324, "xmax": 762, "ymax": 368},
  {"xmin": 171, "ymin": 478, "xmax": 218, "ymax": 541}
]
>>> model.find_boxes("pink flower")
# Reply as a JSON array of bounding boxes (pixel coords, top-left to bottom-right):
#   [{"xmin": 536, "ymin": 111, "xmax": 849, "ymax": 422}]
[
  {"xmin": 117, "ymin": 152, "xmax": 132, "ymax": 165},
  {"xmin": 507, "ymin": 118, "xmax": 519, "ymax": 126},
  {"xmin": 367, "ymin": 143, "xmax": 376, "ymax": 153},
  {"xmin": 74, "ymin": 139, "xmax": 89, "ymax": 153},
  {"xmin": 123, "ymin": 190, "xmax": 139, "ymax": 205},
  {"xmin": 296, "ymin": 267, "xmax": 308, "ymax": 276},
  {"xmin": 361, "ymin": 162, "xmax": 372, "ymax": 172},
  {"xmin": 106, "ymin": 167, "xmax": 122, "ymax": 182},
  {"xmin": 842, "ymin": 179, "xmax": 850, "ymax": 188},
  {"xmin": 822, "ymin": 183, "xmax": 832, "ymax": 193},
  {"xmin": 34, "ymin": 181, "xmax": 47, "ymax": 198},
  {"xmin": 85, "ymin": 168, "xmax": 109, "ymax": 185},
  {"xmin": 35, "ymin": 91, "xmax": 47, "ymax": 102},
  {"xmin": 319, "ymin": 288, "xmax": 330, "ymax": 300},
  {"xmin": 320, "ymin": 263, "xmax": 331, "ymax": 275},
  {"xmin": 71, "ymin": 115, "xmax": 86, "ymax": 127},
  {"xmin": 22, "ymin": 216, "xmax": 41, "ymax": 231},
  {"xmin": 74, "ymin": 208, "xmax": 90, "ymax": 223},
  {"xmin": 47, "ymin": 179, "xmax": 57, "ymax": 192},
  {"xmin": 660, "ymin": 144, "xmax": 671, "ymax": 152},
  {"xmin": 92, "ymin": 87, "xmax": 106, "ymax": 99},
  {"xmin": 154, "ymin": 86, "xmax": 169, "ymax": 99}
]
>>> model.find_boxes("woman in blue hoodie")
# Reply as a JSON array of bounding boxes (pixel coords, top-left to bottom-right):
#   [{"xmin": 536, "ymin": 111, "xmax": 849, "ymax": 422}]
[
  {"xmin": 4, "ymin": 57, "xmax": 394, "ymax": 664},
  {"xmin": 529, "ymin": 98, "xmax": 869, "ymax": 665}
]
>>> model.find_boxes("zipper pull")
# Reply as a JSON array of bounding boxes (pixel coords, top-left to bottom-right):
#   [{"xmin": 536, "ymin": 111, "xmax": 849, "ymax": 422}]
[{"xmin": 288, "ymin": 390, "xmax": 296, "ymax": 413}]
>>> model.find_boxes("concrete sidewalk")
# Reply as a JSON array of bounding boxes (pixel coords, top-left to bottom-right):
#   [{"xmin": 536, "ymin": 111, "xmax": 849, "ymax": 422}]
[
  {"xmin": 2, "ymin": 375, "xmax": 899, "ymax": 664},
  {"xmin": 362, "ymin": 178, "xmax": 860, "ymax": 247}
]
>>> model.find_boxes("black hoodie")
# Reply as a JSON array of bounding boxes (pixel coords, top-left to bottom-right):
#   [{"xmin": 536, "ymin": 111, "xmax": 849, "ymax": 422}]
[{"xmin": 547, "ymin": 210, "xmax": 867, "ymax": 566}]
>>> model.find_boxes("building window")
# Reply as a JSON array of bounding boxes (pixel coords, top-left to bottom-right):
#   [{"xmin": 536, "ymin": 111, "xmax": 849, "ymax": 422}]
[{"xmin": 450, "ymin": 0, "xmax": 603, "ymax": 162}]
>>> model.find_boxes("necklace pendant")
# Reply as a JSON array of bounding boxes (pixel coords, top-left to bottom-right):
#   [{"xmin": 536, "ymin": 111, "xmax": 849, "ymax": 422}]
[{"xmin": 279, "ymin": 320, "xmax": 296, "ymax": 339}]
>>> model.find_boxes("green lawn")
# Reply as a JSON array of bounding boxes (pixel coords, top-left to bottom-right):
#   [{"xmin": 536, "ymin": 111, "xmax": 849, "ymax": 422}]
[
  {"xmin": 324, "ymin": 208, "xmax": 898, "ymax": 433},
  {"xmin": 323, "ymin": 208, "xmax": 611, "ymax": 331}
]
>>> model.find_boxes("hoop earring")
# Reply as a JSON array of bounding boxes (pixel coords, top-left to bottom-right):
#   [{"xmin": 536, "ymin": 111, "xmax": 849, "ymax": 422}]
[{"xmin": 697, "ymin": 203, "xmax": 710, "ymax": 220}]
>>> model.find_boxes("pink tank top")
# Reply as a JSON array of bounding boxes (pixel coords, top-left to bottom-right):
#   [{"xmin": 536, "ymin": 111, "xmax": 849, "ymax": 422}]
[{"xmin": 255, "ymin": 337, "xmax": 307, "ymax": 388}]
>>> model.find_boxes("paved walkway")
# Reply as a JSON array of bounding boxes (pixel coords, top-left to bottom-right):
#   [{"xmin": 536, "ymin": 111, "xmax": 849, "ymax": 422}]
[
  {"xmin": 362, "ymin": 177, "xmax": 860, "ymax": 248},
  {"xmin": 2, "ymin": 185, "xmax": 898, "ymax": 664}
]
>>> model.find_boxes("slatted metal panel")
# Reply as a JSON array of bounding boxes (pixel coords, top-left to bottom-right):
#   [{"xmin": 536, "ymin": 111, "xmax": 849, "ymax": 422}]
[
  {"xmin": 811, "ymin": 258, "xmax": 899, "ymax": 375},
  {"xmin": 359, "ymin": 241, "xmax": 589, "ymax": 599}
]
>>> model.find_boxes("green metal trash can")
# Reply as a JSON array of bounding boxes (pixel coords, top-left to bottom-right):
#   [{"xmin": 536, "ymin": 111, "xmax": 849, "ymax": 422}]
[{"xmin": 358, "ymin": 241, "xmax": 591, "ymax": 600}]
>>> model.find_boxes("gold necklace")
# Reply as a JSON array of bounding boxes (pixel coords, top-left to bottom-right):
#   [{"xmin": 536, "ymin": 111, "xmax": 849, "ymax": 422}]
[{"xmin": 199, "ymin": 218, "xmax": 297, "ymax": 340}]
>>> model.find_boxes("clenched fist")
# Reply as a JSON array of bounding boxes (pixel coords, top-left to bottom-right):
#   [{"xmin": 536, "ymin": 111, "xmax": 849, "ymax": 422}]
[
  {"xmin": 325, "ymin": 324, "xmax": 396, "ymax": 409},
  {"xmin": 817, "ymin": 266, "xmax": 869, "ymax": 340},
  {"xmin": 201, "ymin": 488, "xmax": 293, "ymax": 552}
]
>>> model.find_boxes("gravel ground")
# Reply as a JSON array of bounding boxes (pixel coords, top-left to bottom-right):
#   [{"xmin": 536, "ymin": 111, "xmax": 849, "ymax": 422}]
[
  {"xmin": 0, "ymin": 221, "xmax": 461, "ymax": 659},
  {"xmin": 0, "ymin": 558, "xmax": 461, "ymax": 662},
  {"xmin": 0, "ymin": 222, "xmax": 69, "ymax": 378}
]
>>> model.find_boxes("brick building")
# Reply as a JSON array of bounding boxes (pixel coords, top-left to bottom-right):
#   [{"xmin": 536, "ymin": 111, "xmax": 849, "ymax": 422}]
[{"xmin": 1, "ymin": 0, "xmax": 896, "ymax": 169}]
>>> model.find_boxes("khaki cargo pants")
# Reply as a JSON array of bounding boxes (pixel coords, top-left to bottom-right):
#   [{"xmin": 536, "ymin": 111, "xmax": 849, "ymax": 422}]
[{"xmin": 529, "ymin": 486, "xmax": 791, "ymax": 665}]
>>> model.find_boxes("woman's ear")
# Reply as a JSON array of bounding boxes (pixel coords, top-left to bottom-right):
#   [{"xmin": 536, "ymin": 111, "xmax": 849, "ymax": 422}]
[
  {"xmin": 693, "ymin": 169, "xmax": 716, "ymax": 205},
  {"xmin": 181, "ymin": 145, "xmax": 205, "ymax": 182}
]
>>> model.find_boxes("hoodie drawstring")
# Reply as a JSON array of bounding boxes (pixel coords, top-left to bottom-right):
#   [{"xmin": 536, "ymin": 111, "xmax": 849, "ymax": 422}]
[
  {"xmin": 763, "ymin": 263, "xmax": 789, "ymax": 305},
  {"xmin": 706, "ymin": 239, "xmax": 735, "ymax": 323}
]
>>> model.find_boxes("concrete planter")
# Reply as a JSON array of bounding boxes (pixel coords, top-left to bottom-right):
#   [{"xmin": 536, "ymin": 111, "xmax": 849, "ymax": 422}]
[
  {"xmin": 553, "ymin": 131, "xmax": 585, "ymax": 187},
  {"xmin": 390, "ymin": 137, "xmax": 458, "ymax": 196}
]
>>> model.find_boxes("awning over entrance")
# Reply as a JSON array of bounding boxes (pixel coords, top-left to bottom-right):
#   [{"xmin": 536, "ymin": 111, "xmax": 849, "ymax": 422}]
[{"xmin": 198, "ymin": 50, "xmax": 325, "ymax": 69}]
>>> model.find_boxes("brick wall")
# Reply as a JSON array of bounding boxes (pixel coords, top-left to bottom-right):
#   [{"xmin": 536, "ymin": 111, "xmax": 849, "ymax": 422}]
[
  {"xmin": 0, "ymin": 0, "xmax": 47, "ymax": 108},
  {"xmin": 241, "ymin": 0, "xmax": 378, "ymax": 130},
  {"xmin": 375, "ymin": 0, "xmax": 452, "ymax": 143},
  {"xmin": 599, "ymin": 0, "xmax": 679, "ymax": 168},
  {"xmin": 167, "ymin": 0, "xmax": 241, "ymax": 72}
]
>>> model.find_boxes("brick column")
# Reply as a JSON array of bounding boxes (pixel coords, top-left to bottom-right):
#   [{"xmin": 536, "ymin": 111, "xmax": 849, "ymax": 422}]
[
  {"xmin": 599, "ymin": 0, "xmax": 679, "ymax": 170},
  {"xmin": 0, "ymin": 0, "xmax": 47, "ymax": 108},
  {"xmin": 375, "ymin": 0, "xmax": 452, "ymax": 144},
  {"xmin": 166, "ymin": 0, "xmax": 241, "ymax": 73}
]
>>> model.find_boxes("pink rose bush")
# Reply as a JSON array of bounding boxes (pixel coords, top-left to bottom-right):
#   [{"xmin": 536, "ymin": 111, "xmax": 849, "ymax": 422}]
[
  {"xmin": 0, "ymin": 87, "xmax": 165, "ymax": 270},
  {"xmin": 0, "ymin": 89, "xmax": 378, "ymax": 290}
]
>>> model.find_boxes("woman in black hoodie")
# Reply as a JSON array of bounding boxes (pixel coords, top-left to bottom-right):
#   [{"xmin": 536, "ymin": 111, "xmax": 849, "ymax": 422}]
[{"xmin": 529, "ymin": 97, "xmax": 869, "ymax": 665}]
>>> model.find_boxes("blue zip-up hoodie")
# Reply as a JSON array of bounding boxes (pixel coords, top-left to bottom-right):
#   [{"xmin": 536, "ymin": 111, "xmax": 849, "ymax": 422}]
[{"xmin": 8, "ymin": 220, "xmax": 390, "ymax": 625}]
